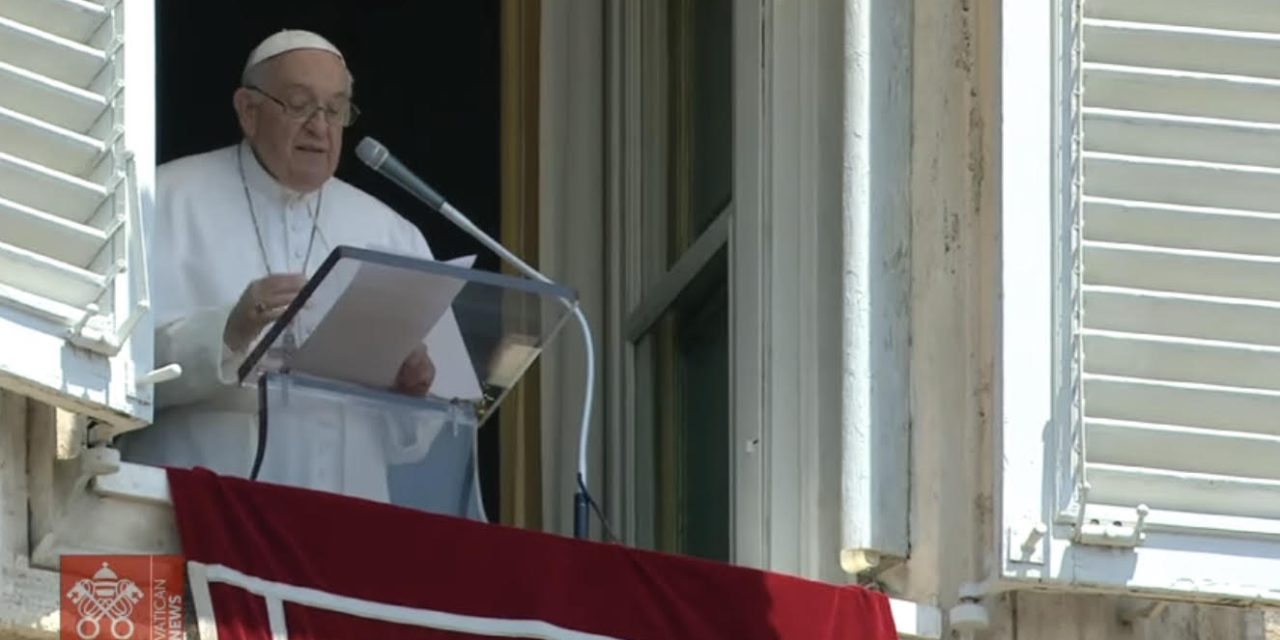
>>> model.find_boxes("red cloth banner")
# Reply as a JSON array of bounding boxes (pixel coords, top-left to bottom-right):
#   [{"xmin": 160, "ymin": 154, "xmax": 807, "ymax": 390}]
[{"xmin": 167, "ymin": 467, "xmax": 898, "ymax": 639}]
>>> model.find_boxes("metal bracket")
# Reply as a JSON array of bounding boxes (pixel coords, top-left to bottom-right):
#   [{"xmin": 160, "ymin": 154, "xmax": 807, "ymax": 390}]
[
  {"xmin": 1007, "ymin": 521, "xmax": 1048, "ymax": 564},
  {"xmin": 1071, "ymin": 483, "xmax": 1149, "ymax": 548},
  {"xmin": 1076, "ymin": 507, "xmax": 1149, "ymax": 547},
  {"xmin": 1076, "ymin": 504, "xmax": 1150, "ymax": 548}
]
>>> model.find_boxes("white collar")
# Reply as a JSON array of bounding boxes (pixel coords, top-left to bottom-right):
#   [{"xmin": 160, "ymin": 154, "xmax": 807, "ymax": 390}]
[{"xmin": 237, "ymin": 140, "xmax": 324, "ymax": 207}]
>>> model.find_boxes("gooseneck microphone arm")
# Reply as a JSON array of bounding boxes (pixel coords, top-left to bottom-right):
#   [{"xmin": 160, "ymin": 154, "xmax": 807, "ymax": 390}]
[{"xmin": 356, "ymin": 136, "xmax": 596, "ymax": 540}]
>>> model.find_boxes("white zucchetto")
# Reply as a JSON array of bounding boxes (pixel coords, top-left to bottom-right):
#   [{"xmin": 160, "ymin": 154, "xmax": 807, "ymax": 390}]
[{"xmin": 243, "ymin": 29, "xmax": 344, "ymax": 77}]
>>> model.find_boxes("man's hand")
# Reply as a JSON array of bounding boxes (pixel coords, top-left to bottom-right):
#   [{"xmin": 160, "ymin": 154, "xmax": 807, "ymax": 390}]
[
  {"xmin": 394, "ymin": 344, "xmax": 436, "ymax": 397},
  {"xmin": 224, "ymin": 274, "xmax": 307, "ymax": 352}
]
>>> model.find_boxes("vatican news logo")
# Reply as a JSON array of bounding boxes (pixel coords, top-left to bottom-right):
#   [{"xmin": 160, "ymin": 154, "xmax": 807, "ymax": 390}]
[{"xmin": 60, "ymin": 555, "xmax": 185, "ymax": 640}]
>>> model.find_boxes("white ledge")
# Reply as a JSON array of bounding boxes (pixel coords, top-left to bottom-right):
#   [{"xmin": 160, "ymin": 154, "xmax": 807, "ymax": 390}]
[
  {"xmin": 92, "ymin": 461, "xmax": 171, "ymax": 504},
  {"xmin": 889, "ymin": 597, "xmax": 943, "ymax": 639}
]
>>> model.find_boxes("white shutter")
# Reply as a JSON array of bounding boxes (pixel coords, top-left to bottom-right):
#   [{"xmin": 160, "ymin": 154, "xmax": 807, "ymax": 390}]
[
  {"xmin": 0, "ymin": 0, "xmax": 155, "ymax": 428},
  {"xmin": 999, "ymin": 0, "xmax": 1280, "ymax": 606},
  {"xmin": 1080, "ymin": 0, "xmax": 1280, "ymax": 543}
]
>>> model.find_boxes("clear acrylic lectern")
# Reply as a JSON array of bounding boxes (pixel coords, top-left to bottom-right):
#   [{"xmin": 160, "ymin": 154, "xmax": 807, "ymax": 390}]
[{"xmin": 237, "ymin": 246, "xmax": 577, "ymax": 520}]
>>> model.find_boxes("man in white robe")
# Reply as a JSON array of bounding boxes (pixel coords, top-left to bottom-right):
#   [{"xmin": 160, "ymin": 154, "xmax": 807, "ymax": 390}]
[{"xmin": 119, "ymin": 31, "xmax": 444, "ymax": 502}]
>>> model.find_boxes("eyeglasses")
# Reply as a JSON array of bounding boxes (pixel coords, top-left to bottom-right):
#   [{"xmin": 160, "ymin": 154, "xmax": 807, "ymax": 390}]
[{"xmin": 245, "ymin": 85, "xmax": 361, "ymax": 128}]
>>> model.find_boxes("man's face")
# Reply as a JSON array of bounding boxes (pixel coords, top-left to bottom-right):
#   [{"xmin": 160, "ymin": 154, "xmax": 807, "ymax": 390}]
[{"xmin": 235, "ymin": 49, "xmax": 350, "ymax": 192}]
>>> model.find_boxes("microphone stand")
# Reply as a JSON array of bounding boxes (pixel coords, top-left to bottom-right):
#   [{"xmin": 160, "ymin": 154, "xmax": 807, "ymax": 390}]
[
  {"xmin": 436, "ymin": 202, "xmax": 596, "ymax": 541},
  {"xmin": 358, "ymin": 138, "xmax": 596, "ymax": 540}
]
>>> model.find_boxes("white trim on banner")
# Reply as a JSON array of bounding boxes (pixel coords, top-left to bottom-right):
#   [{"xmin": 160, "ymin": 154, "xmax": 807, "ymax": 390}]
[
  {"xmin": 265, "ymin": 596, "xmax": 288, "ymax": 640},
  {"xmin": 186, "ymin": 561, "xmax": 623, "ymax": 640}
]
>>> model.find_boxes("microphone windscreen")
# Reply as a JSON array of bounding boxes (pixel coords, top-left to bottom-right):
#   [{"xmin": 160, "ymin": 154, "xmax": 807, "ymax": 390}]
[{"xmin": 355, "ymin": 137, "xmax": 389, "ymax": 170}]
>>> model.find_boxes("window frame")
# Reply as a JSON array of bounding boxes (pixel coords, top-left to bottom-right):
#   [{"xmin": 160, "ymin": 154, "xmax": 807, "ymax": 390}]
[
  {"xmin": 605, "ymin": 0, "xmax": 764, "ymax": 564},
  {"xmin": 611, "ymin": 0, "xmax": 737, "ymax": 559},
  {"xmin": 606, "ymin": 0, "xmax": 916, "ymax": 576}
]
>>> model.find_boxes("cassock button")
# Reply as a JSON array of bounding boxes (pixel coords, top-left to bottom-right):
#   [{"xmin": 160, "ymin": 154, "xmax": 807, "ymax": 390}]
[{"xmin": 293, "ymin": 249, "xmax": 304, "ymax": 259}]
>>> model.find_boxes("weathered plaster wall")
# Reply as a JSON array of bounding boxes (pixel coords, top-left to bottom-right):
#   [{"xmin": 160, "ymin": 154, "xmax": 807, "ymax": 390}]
[{"xmin": 0, "ymin": 393, "xmax": 60, "ymax": 638}]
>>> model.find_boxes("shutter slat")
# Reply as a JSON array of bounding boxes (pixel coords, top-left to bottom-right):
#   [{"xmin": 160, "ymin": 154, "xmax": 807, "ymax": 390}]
[
  {"xmin": 0, "ymin": 61, "xmax": 109, "ymax": 134},
  {"xmin": 1085, "ymin": 375, "xmax": 1280, "ymax": 437},
  {"xmin": 1088, "ymin": 418, "xmax": 1280, "ymax": 481},
  {"xmin": 1085, "ymin": 64, "xmax": 1280, "ymax": 124},
  {"xmin": 0, "ymin": 152, "xmax": 107, "ymax": 223},
  {"xmin": 0, "ymin": 281, "xmax": 84, "ymax": 325},
  {"xmin": 1084, "ymin": 286, "xmax": 1280, "ymax": 346},
  {"xmin": 1086, "ymin": 0, "xmax": 1280, "ymax": 34},
  {"xmin": 1085, "ymin": 465, "xmax": 1280, "ymax": 519},
  {"xmin": 1084, "ymin": 152, "xmax": 1280, "ymax": 213},
  {"xmin": 0, "ymin": 240, "xmax": 104, "ymax": 308},
  {"xmin": 1083, "ymin": 241, "xmax": 1280, "ymax": 303},
  {"xmin": 2, "ymin": 0, "xmax": 108, "ymax": 43},
  {"xmin": 0, "ymin": 106, "xmax": 105, "ymax": 177},
  {"xmin": 1084, "ymin": 329, "xmax": 1280, "ymax": 393},
  {"xmin": 0, "ymin": 196, "xmax": 108, "ymax": 268},
  {"xmin": 0, "ymin": 16, "xmax": 109, "ymax": 88},
  {"xmin": 1083, "ymin": 110, "xmax": 1280, "ymax": 169},
  {"xmin": 1084, "ymin": 197, "xmax": 1280, "ymax": 256},
  {"xmin": 1087, "ymin": 463, "xmax": 1280, "ymax": 520},
  {"xmin": 1083, "ymin": 20, "xmax": 1280, "ymax": 80}
]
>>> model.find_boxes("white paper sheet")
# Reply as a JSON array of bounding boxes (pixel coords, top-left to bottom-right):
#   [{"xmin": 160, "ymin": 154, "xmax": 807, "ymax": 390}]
[{"xmin": 288, "ymin": 254, "xmax": 483, "ymax": 400}]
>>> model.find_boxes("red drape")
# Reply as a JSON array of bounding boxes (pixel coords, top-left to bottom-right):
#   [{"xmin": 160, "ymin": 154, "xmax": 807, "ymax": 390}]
[{"xmin": 167, "ymin": 467, "xmax": 898, "ymax": 640}]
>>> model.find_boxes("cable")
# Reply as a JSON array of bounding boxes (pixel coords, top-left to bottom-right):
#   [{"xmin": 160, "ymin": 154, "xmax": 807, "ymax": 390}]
[
  {"xmin": 569, "ymin": 305, "xmax": 595, "ymax": 494},
  {"xmin": 437, "ymin": 202, "xmax": 600, "ymax": 539},
  {"xmin": 578, "ymin": 473, "xmax": 618, "ymax": 543},
  {"xmin": 357, "ymin": 142, "xmax": 604, "ymax": 540},
  {"xmin": 470, "ymin": 419, "xmax": 490, "ymax": 523}
]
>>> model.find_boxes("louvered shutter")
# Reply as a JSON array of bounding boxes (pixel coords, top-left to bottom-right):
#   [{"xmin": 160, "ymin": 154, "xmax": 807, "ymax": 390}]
[
  {"xmin": 998, "ymin": 0, "xmax": 1280, "ymax": 605},
  {"xmin": 1081, "ymin": 0, "xmax": 1280, "ymax": 539},
  {"xmin": 0, "ymin": 0, "xmax": 155, "ymax": 427}
]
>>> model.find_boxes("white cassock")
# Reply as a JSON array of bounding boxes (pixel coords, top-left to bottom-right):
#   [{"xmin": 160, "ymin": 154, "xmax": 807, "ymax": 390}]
[{"xmin": 118, "ymin": 142, "xmax": 444, "ymax": 501}]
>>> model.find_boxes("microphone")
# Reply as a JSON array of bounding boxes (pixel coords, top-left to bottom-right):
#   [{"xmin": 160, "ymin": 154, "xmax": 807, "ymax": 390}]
[
  {"xmin": 356, "ymin": 136, "xmax": 599, "ymax": 541},
  {"xmin": 357, "ymin": 138, "xmax": 544, "ymax": 287},
  {"xmin": 355, "ymin": 138, "xmax": 446, "ymax": 212}
]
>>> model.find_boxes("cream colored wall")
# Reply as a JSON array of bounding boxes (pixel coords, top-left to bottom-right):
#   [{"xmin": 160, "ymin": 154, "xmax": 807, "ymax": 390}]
[
  {"xmin": 881, "ymin": 0, "xmax": 995, "ymax": 612},
  {"xmin": 0, "ymin": 393, "xmax": 61, "ymax": 639},
  {"xmin": 991, "ymin": 593, "xmax": 1266, "ymax": 640}
]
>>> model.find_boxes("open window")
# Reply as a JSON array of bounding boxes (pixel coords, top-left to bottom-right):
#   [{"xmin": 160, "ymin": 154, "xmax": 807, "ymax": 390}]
[
  {"xmin": 1000, "ymin": 0, "xmax": 1280, "ymax": 604},
  {"xmin": 615, "ymin": 0, "xmax": 734, "ymax": 561}
]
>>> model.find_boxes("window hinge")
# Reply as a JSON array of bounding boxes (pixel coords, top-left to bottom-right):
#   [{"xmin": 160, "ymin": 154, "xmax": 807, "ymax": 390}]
[{"xmin": 1072, "ymin": 484, "xmax": 1150, "ymax": 548}]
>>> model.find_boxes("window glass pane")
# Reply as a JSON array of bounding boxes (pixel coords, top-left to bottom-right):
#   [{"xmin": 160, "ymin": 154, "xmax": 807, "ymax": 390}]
[
  {"xmin": 647, "ymin": 250, "xmax": 730, "ymax": 561},
  {"xmin": 667, "ymin": 0, "xmax": 732, "ymax": 264}
]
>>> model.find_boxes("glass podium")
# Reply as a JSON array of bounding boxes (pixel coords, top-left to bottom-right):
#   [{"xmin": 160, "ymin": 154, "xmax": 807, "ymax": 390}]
[{"xmin": 237, "ymin": 246, "xmax": 576, "ymax": 520}]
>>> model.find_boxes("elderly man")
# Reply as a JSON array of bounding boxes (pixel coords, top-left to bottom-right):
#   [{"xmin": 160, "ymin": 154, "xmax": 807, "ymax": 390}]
[{"xmin": 119, "ymin": 30, "xmax": 440, "ymax": 501}]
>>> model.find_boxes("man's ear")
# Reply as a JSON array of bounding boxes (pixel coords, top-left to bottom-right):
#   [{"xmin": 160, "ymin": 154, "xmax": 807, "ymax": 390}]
[{"xmin": 232, "ymin": 88, "xmax": 257, "ymax": 137}]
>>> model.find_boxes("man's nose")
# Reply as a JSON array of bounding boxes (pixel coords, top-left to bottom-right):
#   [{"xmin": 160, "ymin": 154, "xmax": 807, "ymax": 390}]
[{"xmin": 302, "ymin": 110, "xmax": 330, "ymax": 135}]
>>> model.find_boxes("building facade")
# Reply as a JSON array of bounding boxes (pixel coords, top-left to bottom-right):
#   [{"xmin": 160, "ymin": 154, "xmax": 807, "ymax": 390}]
[{"xmin": 0, "ymin": 0, "xmax": 1278, "ymax": 638}]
